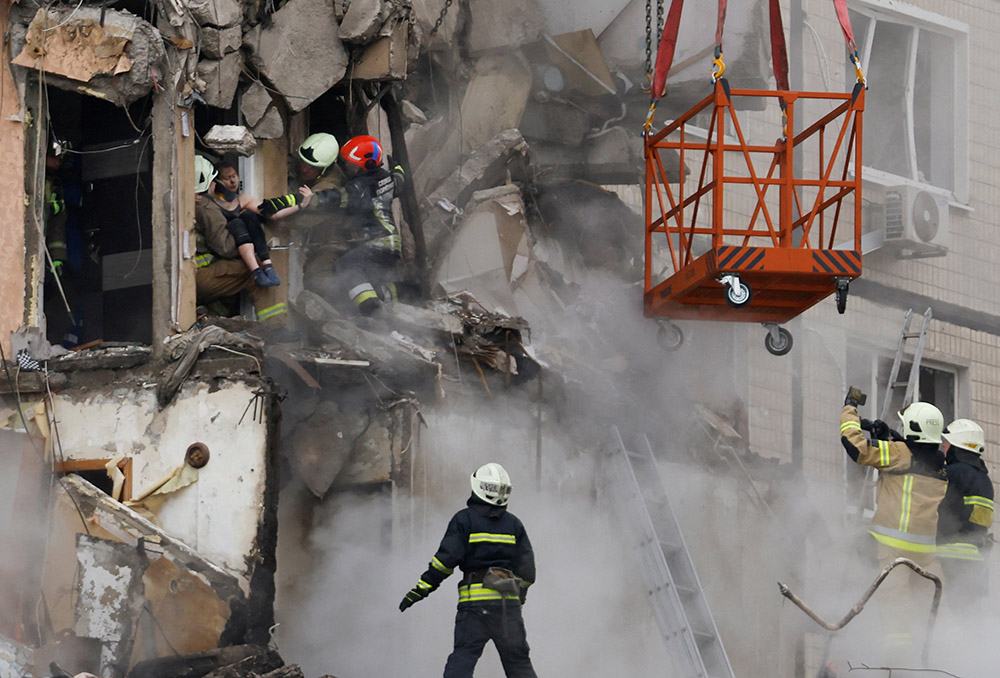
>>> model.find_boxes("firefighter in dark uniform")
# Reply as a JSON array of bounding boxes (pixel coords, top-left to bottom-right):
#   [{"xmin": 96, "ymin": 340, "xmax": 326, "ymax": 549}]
[
  {"xmin": 840, "ymin": 398, "xmax": 947, "ymax": 655},
  {"xmin": 937, "ymin": 418, "xmax": 994, "ymax": 610},
  {"xmin": 399, "ymin": 462, "xmax": 538, "ymax": 678}
]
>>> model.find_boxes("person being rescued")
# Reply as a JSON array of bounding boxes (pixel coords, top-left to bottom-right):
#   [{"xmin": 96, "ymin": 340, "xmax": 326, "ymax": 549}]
[{"xmin": 205, "ymin": 157, "xmax": 301, "ymax": 288}]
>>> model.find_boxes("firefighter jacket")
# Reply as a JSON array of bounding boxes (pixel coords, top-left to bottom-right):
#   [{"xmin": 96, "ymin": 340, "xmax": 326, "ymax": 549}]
[
  {"xmin": 937, "ymin": 448, "xmax": 994, "ymax": 560},
  {"xmin": 841, "ymin": 405, "xmax": 947, "ymax": 553},
  {"xmin": 409, "ymin": 494, "xmax": 535, "ymax": 607},
  {"xmin": 194, "ymin": 197, "xmax": 239, "ymax": 265},
  {"xmin": 325, "ymin": 165, "xmax": 404, "ymax": 254}
]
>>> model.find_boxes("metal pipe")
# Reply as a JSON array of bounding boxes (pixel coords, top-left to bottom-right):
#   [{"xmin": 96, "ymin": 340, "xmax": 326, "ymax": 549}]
[{"xmin": 778, "ymin": 557, "xmax": 942, "ymax": 665}]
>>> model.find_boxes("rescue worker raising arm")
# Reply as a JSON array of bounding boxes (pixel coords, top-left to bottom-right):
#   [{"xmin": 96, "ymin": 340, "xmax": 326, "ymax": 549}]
[
  {"xmin": 399, "ymin": 463, "xmax": 538, "ymax": 678},
  {"xmin": 937, "ymin": 418, "xmax": 994, "ymax": 610},
  {"xmin": 840, "ymin": 394, "xmax": 947, "ymax": 657}
]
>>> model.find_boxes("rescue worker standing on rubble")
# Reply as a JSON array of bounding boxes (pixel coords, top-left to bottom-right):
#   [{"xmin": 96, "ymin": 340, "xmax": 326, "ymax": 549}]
[
  {"xmin": 840, "ymin": 394, "xmax": 947, "ymax": 655},
  {"xmin": 193, "ymin": 155, "xmax": 290, "ymax": 334},
  {"xmin": 936, "ymin": 418, "xmax": 994, "ymax": 610},
  {"xmin": 399, "ymin": 463, "xmax": 538, "ymax": 678}
]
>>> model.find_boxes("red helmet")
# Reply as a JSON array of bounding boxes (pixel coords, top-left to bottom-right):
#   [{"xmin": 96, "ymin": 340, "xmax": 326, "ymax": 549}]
[{"xmin": 340, "ymin": 135, "xmax": 383, "ymax": 170}]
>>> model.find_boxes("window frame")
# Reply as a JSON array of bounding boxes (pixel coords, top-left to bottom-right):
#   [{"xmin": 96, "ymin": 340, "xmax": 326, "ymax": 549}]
[{"xmin": 849, "ymin": 0, "xmax": 970, "ymax": 204}]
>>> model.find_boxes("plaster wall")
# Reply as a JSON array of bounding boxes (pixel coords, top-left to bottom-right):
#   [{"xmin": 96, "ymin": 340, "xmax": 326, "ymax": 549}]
[
  {"xmin": 49, "ymin": 379, "xmax": 270, "ymax": 578},
  {"xmin": 0, "ymin": 0, "xmax": 26, "ymax": 357}
]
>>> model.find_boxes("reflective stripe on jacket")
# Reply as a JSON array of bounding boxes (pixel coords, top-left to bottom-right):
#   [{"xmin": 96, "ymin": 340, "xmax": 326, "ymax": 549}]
[
  {"xmin": 938, "ymin": 447, "xmax": 993, "ymax": 560},
  {"xmin": 841, "ymin": 405, "xmax": 947, "ymax": 553},
  {"xmin": 407, "ymin": 495, "xmax": 535, "ymax": 608}
]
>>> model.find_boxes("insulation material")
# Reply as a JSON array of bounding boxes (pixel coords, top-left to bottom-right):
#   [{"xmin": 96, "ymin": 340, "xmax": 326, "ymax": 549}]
[{"xmin": 13, "ymin": 9, "xmax": 135, "ymax": 82}]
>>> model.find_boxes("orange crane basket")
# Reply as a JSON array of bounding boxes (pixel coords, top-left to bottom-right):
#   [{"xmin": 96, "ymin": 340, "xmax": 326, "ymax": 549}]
[{"xmin": 644, "ymin": 81, "xmax": 865, "ymax": 331}]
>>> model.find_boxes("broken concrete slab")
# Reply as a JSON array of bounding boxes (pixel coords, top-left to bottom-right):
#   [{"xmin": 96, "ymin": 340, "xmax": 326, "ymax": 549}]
[
  {"xmin": 351, "ymin": 18, "xmax": 410, "ymax": 81},
  {"xmin": 240, "ymin": 82, "xmax": 272, "ymax": 128},
  {"xmin": 467, "ymin": 0, "xmax": 546, "ymax": 53},
  {"xmin": 203, "ymin": 125, "xmax": 258, "ymax": 157},
  {"xmin": 57, "ymin": 476, "xmax": 245, "ymax": 621},
  {"xmin": 200, "ymin": 25, "xmax": 242, "ymax": 59},
  {"xmin": 288, "ymin": 399, "xmax": 369, "ymax": 498},
  {"xmin": 518, "ymin": 95, "xmax": 591, "ymax": 145},
  {"xmin": 74, "ymin": 534, "xmax": 145, "ymax": 678},
  {"xmin": 388, "ymin": 302, "xmax": 464, "ymax": 335},
  {"xmin": 256, "ymin": 0, "xmax": 348, "ymax": 113},
  {"xmin": 197, "ymin": 51, "xmax": 242, "ymax": 109},
  {"xmin": 422, "ymin": 129, "xmax": 531, "ymax": 255},
  {"xmin": 434, "ymin": 186, "xmax": 530, "ymax": 317},
  {"xmin": 542, "ymin": 30, "xmax": 616, "ymax": 96},
  {"xmin": 411, "ymin": 0, "xmax": 462, "ymax": 49},
  {"xmin": 141, "ymin": 557, "xmax": 232, "ymax": 657},
  {"xmin": 185, "ymin": 0, "xmax": 241, "ymax": 28},
  {"xmin": 401, "ymin": 100, "xmax": 428, "ymax": 125},
  {"xmin": 10, "ymin": 7, "xmax": 165, "ymax": 106},
  {"xmin": 249, "ymin": 107, "xmax": 285, "ymax": 140},
  {"xmin": 260, "ymin": 667, "xmax": 304, "ymax": 678},
  {"xmin": 338, "ymin": 0, "xmax": 387, "ymax": 44},
  {"xmin": 334, "ymin": 406, "xmax": 409, "ymax": 488},
  {"xmin": 459, "ymin": 53, "xmax": 532, "ymax": 154}
]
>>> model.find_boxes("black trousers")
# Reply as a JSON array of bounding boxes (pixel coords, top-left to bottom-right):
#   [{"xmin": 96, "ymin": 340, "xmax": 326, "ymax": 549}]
[
  {"xmin": 443, "ymin": 605, "xmax": 537, "ymax": 678},
  {"xmin": 225, "ymin": 210, "xmax": 270, "ymax": 262}
]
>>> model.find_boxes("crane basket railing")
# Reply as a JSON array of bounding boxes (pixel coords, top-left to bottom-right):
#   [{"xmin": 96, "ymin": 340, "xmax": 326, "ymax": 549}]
[{"xmin": 644, "ymin": 81, "xmax": 864, "ymax": 293}]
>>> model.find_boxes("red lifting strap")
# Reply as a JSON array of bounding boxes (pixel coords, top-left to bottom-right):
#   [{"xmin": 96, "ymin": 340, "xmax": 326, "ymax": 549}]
[
  {"xmin": 769, "ymin": 0, "xmax": 789, "ymax": 92},
  {"xmin": 651, "ymin": 0, "xmax": 684, "ymax": 100},
  {"xmin": 715, "ymin": 0, "xmax": 727, "ymax": 51},
  {"xmin": 832, "ymin": 0, "xmax": 858, "ymax": 53}
]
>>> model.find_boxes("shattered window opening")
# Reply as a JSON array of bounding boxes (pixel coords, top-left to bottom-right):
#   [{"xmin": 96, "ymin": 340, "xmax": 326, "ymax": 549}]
[
  {"xmin": 55, "ymin": 457, "xmax": 133, "ymax": 502},
  {"xmin": 849, "ymin": 3, "xmax": 969, "ymax": 200}
]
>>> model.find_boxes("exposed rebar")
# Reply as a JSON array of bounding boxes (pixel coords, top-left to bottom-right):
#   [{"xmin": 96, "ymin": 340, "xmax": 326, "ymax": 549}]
[{"xmin": 778, "ymin": 557, "xmax": 941, "ymax": 665}]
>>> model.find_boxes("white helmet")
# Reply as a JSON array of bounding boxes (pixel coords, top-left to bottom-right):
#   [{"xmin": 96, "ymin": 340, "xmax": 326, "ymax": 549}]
[
  {"xmin": 898, "ymin": 402, "xmax": 944, "ymax": 444},
  {"xmin": 194, "ymin": 155, "xmax": 217, "ymax": 194},
  {"xmin": 942, "ymin": 418, "xmax": 985, "ymax": 454},
  {"xmin": 471, "ymin": 462, "xmax": 512, "ymax": 506},
  {"xmin": 298, "ymin": 133, "xmax": 340, "ymax": 171}
]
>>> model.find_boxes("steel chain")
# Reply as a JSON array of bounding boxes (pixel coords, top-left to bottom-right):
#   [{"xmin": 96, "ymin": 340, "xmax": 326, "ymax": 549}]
[
  {"xmin": 429, "ymin": 0, "xmax": 453, "ymax": 38},
  {"xmin": 657, "ymin": 0, "xmax": 664, "ymax": 39},
  {"xmin": 645, "ymin": 0, "xmax": 652, "ymax": 74}
]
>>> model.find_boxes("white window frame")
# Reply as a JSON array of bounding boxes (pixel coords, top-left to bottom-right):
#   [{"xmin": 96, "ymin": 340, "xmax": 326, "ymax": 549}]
[{"xmin": 850, "ymin": 0, "xmax": 969, "ymax": 205}]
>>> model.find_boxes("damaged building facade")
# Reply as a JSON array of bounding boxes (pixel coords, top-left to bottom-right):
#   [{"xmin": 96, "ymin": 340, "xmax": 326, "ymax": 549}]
[{"xmin": 1, "ymin": 0, "xmax": 1000, "ymax": 676}]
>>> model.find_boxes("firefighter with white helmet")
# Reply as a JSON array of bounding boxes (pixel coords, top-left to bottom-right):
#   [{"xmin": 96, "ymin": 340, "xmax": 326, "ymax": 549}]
[
  {"xmin": 841, "ymin": 394, "xmax": 947, "ymax": 656},
  {"xmin": 399, "ymin": 462, "xmax": 538, "ymax": 678},
  {"xmin": 937, "ymin": 418, "xmax": 994, "ymax": 609}
]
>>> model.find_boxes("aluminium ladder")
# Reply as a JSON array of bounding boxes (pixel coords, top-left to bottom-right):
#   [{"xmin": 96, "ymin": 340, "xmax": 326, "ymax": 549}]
[
  {"xmin": 607, "ymin": 426, "xmax": 734, "ymax": 678},
  {"xmin": 856, "ymin": 307, "xmax": 933, "ymax": 517}
]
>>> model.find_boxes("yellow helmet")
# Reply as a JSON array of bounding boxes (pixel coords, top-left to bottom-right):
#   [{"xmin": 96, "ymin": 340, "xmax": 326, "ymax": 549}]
[
  {"xmin": 194, "ymin": 155, "xmax": 217, "ymax": 194},
  {"xmin": 298, "ymin": 133, "xmax": 340, "ymax": 171}
]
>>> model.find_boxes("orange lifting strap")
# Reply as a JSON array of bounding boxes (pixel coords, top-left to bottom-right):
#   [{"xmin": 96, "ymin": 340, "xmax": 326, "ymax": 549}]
[{"xmin": 643, "ymin": 0, "xmax": 866, "ymax": 325}]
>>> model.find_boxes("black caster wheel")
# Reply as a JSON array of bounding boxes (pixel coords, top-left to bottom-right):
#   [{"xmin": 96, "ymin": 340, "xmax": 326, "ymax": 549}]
[
  {"xmin": 724, "ymin": 278, "xmax": 753, "ymax": 308},
  {"xmin": 764, "ymin": 327, "xmax": 793, "ymax": 356},
  {"xmin": 835, "ymin": 281, "xmax": 849, "ymax": 314},
  {"xmin": 656, "ymin": 321, "xmax": 684, "ymax": 351}
]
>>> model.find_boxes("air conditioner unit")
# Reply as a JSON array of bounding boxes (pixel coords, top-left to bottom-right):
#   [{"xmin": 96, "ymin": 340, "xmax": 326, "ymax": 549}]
[{"xmin": 881, "ymin": 185, "xmax": 950, "ymax": 257}]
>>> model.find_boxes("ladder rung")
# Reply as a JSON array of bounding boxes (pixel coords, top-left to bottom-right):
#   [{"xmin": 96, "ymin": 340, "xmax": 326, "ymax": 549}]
[
  {"xmin": 903, "ymin": 332, "xmax": 922, "ymax": 339},
  {"xmin": 693, "ymin": 629, "xmax": 717, "ymax": 644},
  {"xmin": 675, "ymin": 584, "xmax": 698, "ymax": 597},
  {"xmin": 659, "ymin": 539, "xmax": 681, "ymax": 553},
  {"xmin": 890, "ymin": 381, "xmax": 909, "ymax": 388}
]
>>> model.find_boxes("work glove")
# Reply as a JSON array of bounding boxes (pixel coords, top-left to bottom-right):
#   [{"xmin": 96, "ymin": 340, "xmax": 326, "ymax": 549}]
[
  {"xmin": 399, "ymin": 588, "xmax": 426, "ymax": 612},
  {"xmin": 259, "ymin": 193, "xmax": 300, "ymax": 216},
  {"xmin": 859, "ymin": 418, "xmax": 874, "ymax": 432},
  {"xmin": 50, "ymin": 259, "xmax": 65, "ymax": 277},
  {"xmin": 844, "ymin": 386, "xmax": 867, "ymax": 408}
]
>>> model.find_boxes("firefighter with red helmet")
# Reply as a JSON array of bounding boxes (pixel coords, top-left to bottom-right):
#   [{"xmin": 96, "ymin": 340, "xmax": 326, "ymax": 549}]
[{"xmin": 322, "ymin": 135, "xmax": 405, "ymax": 315}]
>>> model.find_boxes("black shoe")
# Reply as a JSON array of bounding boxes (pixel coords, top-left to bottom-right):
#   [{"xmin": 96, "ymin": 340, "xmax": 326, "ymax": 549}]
[
  {"xmin": 262, "ymin": 264, "xmax": 281, "ymax": 287},
  {"xmin": 252, "ymin": 268, "xmax": 279, "ymax": 288}
]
